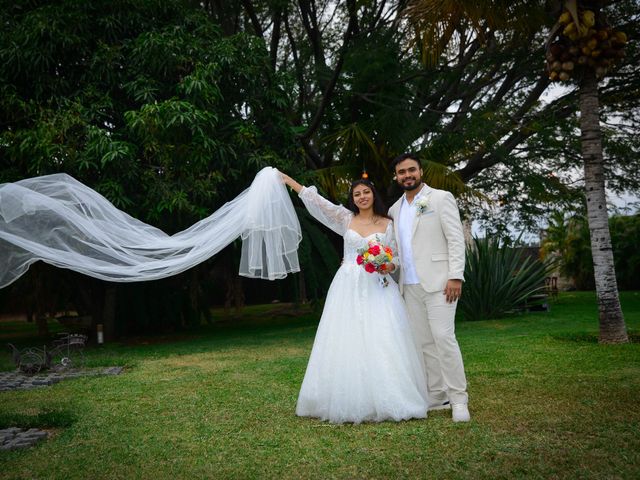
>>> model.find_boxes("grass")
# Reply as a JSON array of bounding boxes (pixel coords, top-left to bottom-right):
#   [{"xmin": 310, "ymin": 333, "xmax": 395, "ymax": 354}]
[{"xmin": 0, "ymin": 291, "xmax": 639, "ymax": 479}]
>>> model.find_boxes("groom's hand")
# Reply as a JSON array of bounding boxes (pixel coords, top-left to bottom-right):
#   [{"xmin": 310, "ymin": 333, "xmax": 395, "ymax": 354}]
[
  {"xmin": 380, "ymin": 263, "xmax": 395, "ymax": 275},
  {"xmin": 444, "ymin": 279, "xmax": 462, "ymax": 303}
]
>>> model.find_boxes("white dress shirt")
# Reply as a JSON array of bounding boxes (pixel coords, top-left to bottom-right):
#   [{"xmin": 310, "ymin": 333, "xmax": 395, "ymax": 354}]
[{"xmin": 397, "ymin": 185, "xmax": 427, "ymax": 285}]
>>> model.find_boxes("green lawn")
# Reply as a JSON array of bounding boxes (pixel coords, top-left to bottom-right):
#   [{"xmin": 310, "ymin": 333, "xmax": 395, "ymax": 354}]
[{"xmin": 1, "ymin": 292, "xmax": 639, "ymax": 479}]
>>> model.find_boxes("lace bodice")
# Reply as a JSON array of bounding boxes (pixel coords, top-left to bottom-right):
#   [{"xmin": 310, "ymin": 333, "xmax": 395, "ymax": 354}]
[
  {"xmin": 298, "ymin": 187, "xmax": 398, "ymax": 266},
  {"xmin": 343, "ymin": 225, "xmax": 395, "ymax": 266}
]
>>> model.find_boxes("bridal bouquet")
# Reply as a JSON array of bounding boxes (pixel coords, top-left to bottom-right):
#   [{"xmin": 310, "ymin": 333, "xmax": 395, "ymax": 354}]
[{"xmin": 356, "ymin": 240, "xmax": 394, "ymax": 286}]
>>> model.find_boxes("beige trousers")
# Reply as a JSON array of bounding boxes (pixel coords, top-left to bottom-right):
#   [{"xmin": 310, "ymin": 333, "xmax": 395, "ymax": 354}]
[{"xmin": 403, "ymin": 284, "xmax": 468, "ymax": 405}]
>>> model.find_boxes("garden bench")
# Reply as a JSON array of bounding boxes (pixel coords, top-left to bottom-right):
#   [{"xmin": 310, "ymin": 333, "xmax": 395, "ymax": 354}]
[{"xmin": 7, "ymin": 333, "xmax": 88, "ymax": 375}]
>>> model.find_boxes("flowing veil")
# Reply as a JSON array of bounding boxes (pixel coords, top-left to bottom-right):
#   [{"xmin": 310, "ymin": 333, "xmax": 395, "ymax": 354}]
[{"xmin": 0, "ymin": 167, "xmax": 301, "ymax": 288}]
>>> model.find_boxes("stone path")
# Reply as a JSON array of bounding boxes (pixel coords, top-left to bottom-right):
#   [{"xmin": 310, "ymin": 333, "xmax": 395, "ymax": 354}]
[
  {"xmin": 0, "ymin": 367, "xmax": 123, "ymax": 392},
  {"xmin": 0, "ymin": 367, "xmax": 124, "ymax": 451},
  {"xmin": 0, "ymin": 428, "xmax": 48, "ymax": 451}
]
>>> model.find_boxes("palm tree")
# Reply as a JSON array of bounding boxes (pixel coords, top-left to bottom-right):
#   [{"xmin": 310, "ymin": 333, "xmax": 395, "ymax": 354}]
[
  {"xmin": 578, "ymin": 66, "xmax": 627, "ymax": 342},
  {"xmin": 403, "ymin": 0, "xmax": 629, "ymax": 343}
]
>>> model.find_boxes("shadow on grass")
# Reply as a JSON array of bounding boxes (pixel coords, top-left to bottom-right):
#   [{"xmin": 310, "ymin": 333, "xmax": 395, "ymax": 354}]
[
  {"xmin": 0, "ymin": 408, "xmax": 77, "ymax": 429},
  {"xmin": 0, "ymin": 304, "xmax": 321, "ymax": 371},
  {"xmin": 552, "ymin": 330, "xmax": 640, "ymax": 343}
]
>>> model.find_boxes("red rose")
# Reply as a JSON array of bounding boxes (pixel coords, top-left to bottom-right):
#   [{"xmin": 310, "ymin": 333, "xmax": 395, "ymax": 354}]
[
  {"xmin": 368, "ymin": 245, "xmax": 381, "ymax": 256},
  {"xmin": 364, "ymin": 263, "xmax": 376, "ymax": 273},
  {"xmin": 356, "ymin": 255, "xmax": 364, "ymax": 265},
  {"xmin": 379, "ymin": 263, "xmax": 387, "ymax": 271}
]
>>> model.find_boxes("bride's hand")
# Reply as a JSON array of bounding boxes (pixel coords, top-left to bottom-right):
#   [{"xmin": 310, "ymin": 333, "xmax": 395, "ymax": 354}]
[
  {"xmin": 281, "ymin": 173, "xmax": 304, "ymax": 194},
  {"xmin": 280, "ymin": 172, "xmax": 295, "ymax": 186}
]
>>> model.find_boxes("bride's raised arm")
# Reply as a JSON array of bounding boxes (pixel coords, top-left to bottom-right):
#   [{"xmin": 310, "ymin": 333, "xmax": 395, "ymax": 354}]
[{"xmin": 281, "ymin": 173, "xmax": 352, "ymax": 236}]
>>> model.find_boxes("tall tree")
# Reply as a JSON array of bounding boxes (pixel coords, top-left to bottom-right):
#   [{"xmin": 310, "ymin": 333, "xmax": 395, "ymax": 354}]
[
  {"xmin": 216, "ymin": 1, "xmax": 638, "ymax": 214},
  {"xmin": 403, "ymin": 0, "xmax": 632, "ymax": 343},
  {"xmin": 0, "ymin": 0, "xmax": 299, "ymax": 337},
  {"xmin": 2, "ymin": 1, "xmax": 638, "ymax": 336}
]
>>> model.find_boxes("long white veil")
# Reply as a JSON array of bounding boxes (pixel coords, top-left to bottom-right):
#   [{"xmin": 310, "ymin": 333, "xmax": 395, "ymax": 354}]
[{"xmin": 0, "ymin": 167, "xmax": 301, "ymax": 288}]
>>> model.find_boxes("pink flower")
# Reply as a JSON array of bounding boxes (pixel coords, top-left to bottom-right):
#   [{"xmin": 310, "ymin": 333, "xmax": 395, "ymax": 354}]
[
  {"xmin": 356, "ymin": 255, "xmax": 364, "ymax": 265},
  {"xmin": 368, "ymin": 245, "xmax": 381, "ymax": 256},
  {"xmin": 364, "ymin": 263, "xmax": 376, "ymax": 273}
]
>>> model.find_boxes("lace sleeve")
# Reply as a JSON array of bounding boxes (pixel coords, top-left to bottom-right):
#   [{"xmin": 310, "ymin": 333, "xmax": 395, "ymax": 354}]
[{"xmin": 298, "ymin": 186, "xmax": 352, "ymax": 236}]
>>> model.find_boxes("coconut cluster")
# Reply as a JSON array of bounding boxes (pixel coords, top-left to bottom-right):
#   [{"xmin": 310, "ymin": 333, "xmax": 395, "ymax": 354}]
[{"xmin": 545, "ymin": 6, "xmax": 627, "ymax": 82}]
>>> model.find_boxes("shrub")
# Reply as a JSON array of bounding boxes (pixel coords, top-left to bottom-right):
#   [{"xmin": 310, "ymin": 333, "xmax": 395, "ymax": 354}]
[
  {"xmin": 459, "ymin": 237, "xmax": 551, "ymax": 321},
  {"xmin": 541, "ymin": 212, "xmax": 640, "ymax": 290}
]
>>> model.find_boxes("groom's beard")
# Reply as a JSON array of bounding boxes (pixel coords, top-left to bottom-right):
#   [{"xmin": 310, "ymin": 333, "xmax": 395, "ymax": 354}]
[{"xmin": 398, "ymin": 179, "xmax": 422, "ymax": 191}]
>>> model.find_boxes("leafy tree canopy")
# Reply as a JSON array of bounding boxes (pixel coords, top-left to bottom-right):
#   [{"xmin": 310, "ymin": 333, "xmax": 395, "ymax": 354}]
[
  {"xmin": 0, "ymin": 0, "xmax": 298, "ymax": 233},
  {"xmin": 206, "ymin": 0, "xmax": 640, "ymax": 232}
]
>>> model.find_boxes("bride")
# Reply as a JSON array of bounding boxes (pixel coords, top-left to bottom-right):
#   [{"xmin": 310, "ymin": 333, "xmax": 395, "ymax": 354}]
[
  {"xmin": 0, "ymin": 167, "xmax": 428, "ymax": 423},
  {"xmin": 281, "ymin": 173, "xmax": 429, "ymax": 424}
]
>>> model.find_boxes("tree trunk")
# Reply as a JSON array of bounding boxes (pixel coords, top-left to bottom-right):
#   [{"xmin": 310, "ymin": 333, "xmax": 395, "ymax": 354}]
[
  {"xmin": 224, "ymin": 271, "xmax": 245, "ymax": 317},
  {"xmin": 298, "ymin": 272, "xmax": 307, "ymax": 305},
  {"xmin": 102, "ymin": 285, "xmax": 117, "ymax": 341},
  {"xmin": 462, "ymin": 218, "xmax": 474, "ymax": 249},
  {"xmin": 35, "ymin": 315, "xmax": 49, "ymax": 338},
  {"xmin": 579, "ymin": 69, "xmax": 628, "ymax": 344},
  {"xmin": 33, "ymin": 265, "xmax": 49, "ymax": 338},
  {"xmin": 233, "ymin": 276, "xmax": 244, "ymax": 315}
]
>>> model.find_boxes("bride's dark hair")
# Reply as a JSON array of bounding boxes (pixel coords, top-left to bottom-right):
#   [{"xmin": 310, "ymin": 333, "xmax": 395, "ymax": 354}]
[{"xmin": 347, "ymin": 179, "xmax": 392, "ymax": 219}]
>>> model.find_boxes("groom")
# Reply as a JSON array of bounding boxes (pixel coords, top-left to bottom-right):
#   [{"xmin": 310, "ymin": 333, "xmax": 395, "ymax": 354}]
[{"xmin": 388, "ymin": 153, "xmax": 470, "ymax": 422}]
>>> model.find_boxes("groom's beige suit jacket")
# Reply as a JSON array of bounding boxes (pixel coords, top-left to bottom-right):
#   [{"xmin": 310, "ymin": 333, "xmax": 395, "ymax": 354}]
[{"xmin": 389, "ymin": 185, "xmax": 465, "ymax": 294}]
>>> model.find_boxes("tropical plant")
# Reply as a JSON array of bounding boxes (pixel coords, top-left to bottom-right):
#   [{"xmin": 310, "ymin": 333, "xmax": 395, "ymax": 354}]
[
  {"xmin": 609, "ymin": 214, "xmax": 640, "ymax": 290},
  {"xmin": 216, "ymin": 1, "xmax": 639, "ymax": 216},
  {"xmin": 402, "ymin": 0, "xmax": 632, "ymax": 342},
  {"xmin": 540, "ymin": 211, "xmax": 593, "ymax": 289},
  {"xmin": 553, "ymin": 1, "xmax": 628, "ymax": 343},
  {"xmin": 542, "ymin": 211, "xmax": 640, "ymax": 291},
  {"xmin": 2, "ymin": 1, "xmax": 638, "ymax": 339},
  {"xmin": 0, "ymin": 0, "xmax": 300, "ymax": 338},
  {"xmin": 459, "ymin": 237, "xmax": 551, "ymax": 321}
]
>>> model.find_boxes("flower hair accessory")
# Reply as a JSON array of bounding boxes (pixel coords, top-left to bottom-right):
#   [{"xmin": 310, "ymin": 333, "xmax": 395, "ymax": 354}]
[{"xmin": 415, "ymin": 197, "xmax": 429, "ymax": 216}]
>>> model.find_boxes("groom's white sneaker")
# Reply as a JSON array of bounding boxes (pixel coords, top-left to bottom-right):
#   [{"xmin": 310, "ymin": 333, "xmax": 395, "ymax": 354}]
[
  {"xmin": 428, "ymin": 401, "xmax": 451, "ymax": 412},
  {"xmin": 451, "ymin": 403, "xmax": 470, "ymax": 422}
]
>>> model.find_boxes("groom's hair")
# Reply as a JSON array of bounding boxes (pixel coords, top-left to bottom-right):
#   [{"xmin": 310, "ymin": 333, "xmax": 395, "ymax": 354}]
[
  {"xmin": 347, "ymin": 179, "xmax": 392, "ymax": 219},
  {"xmin": 390, "ymin": 153, "xmax": 422, "ymax": 171}
]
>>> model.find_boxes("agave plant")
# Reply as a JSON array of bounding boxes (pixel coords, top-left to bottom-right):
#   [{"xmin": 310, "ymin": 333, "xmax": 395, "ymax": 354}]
[{"xmin": 459, "ymin": 237, "xmax": 552, "ymax": 321}]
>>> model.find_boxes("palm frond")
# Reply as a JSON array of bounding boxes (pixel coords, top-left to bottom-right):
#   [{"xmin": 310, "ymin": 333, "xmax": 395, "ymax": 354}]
[
  {"xmin": 403, "ymin": 0, "xmax": 547, "ymax": 65},
  {"xmin": 323, "ymin": 123, "xmax": 382, "ymax": 164},
  {"xmin": 310, "ymin": 165, "xmax": 356, "ymax": 202},
  {"xmin": 322, "ymin": 122, "xmax": 396, "ymax": 190},
  {"xmin": 422, "ymin": 159, "xmax": 486, "ymax": 201}
]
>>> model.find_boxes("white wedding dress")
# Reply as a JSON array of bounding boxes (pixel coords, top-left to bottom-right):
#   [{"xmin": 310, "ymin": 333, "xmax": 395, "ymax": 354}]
[
  {"xmin": 1, "ymin": 169, "xmax": 427, "ymax": 423},
  {"xmin": 295, "ymin": 187, "xmax": 429, "ymax": 423}
]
